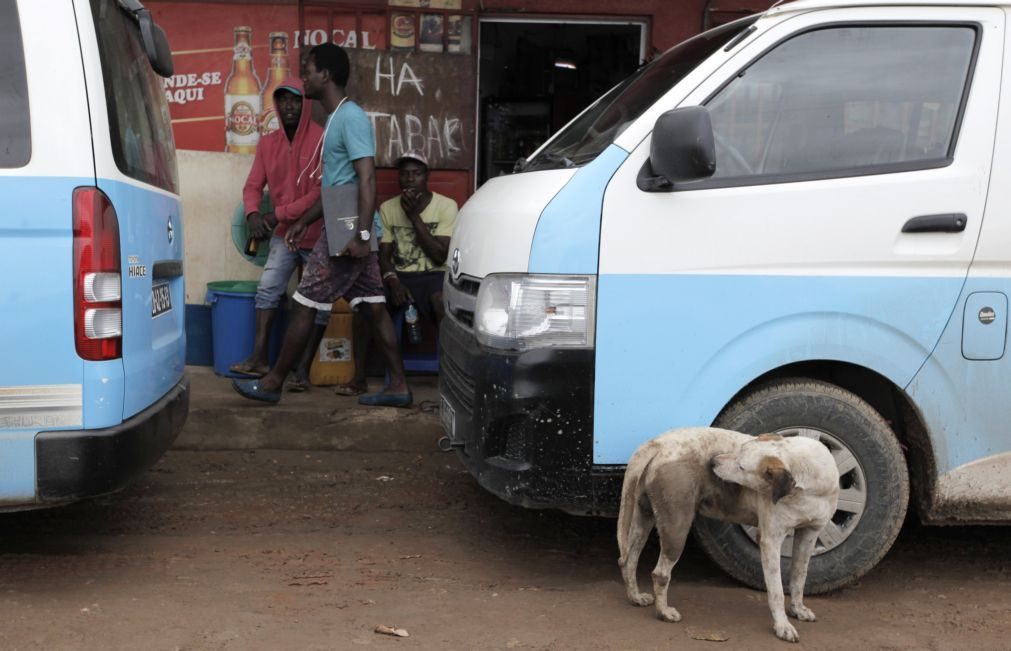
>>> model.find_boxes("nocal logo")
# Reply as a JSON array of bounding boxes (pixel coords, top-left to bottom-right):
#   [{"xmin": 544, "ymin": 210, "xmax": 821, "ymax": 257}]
[{"xmin": 229, "ymin": 102, "xmax": 258, "ymax": 136}]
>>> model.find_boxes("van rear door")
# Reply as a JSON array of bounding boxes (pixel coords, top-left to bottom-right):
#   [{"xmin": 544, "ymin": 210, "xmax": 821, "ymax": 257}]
[{"xmin": 78, "ymin": 0, "xmax": 185, "ymax": 419}]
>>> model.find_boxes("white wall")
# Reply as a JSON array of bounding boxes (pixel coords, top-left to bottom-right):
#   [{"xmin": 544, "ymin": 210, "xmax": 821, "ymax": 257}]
[{"xmin": 178, "ymin": 149, "xmax": 261, "ymax": 303}]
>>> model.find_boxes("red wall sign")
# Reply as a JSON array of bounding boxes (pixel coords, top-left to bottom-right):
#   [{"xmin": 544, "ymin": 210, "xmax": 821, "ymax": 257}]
[{"xmin": 149, "ymin": 2, "xmax": 388, "ymax": 153}]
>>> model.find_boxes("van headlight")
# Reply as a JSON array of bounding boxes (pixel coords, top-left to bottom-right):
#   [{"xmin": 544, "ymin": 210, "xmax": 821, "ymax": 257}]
[{"xmin": 474, "ymin": 274, "xmax": 596, "ymax": 350}]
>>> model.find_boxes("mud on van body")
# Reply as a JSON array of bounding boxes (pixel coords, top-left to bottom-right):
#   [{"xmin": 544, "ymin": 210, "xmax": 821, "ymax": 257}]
[
  {"xmin": 441, "ymin": 0, "xmax": 1011, "ymax": 592},
  {"xmin": 0, "ymin": 0, "xmax": 187, "ymax": 508}
]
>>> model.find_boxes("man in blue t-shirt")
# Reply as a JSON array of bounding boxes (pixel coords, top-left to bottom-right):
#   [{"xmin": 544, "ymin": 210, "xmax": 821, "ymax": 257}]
[{"xmin": 232, "ymin": 43, "xmax": 411, "ymax": 407}]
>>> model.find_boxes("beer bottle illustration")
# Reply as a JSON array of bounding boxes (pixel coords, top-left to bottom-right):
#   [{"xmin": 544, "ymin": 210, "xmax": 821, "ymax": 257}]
[
  {"xmin": 259, "ymin": 32, "xmax": 290, "ymax": 136},
  {"xmin": 224, "ymin": 26, "xmax": 261, "ymax": 154}
]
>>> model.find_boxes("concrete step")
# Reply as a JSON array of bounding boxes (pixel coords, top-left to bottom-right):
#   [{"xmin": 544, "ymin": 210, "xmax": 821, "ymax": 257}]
[{"xmin": 175, "ymin": 366, "xmax": 445, "ymax": 453}]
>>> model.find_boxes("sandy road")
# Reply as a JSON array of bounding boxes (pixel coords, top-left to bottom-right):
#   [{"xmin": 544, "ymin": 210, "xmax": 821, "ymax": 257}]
[{"xmin": 2, "ymin": 443, "xmax": 1011, "ymax": 650}]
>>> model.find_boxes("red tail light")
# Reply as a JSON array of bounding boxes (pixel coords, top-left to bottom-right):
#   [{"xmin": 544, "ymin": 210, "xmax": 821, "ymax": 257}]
[{"xmin": 73, "ymin": 187, "xmax": 122, "ymax": 361}]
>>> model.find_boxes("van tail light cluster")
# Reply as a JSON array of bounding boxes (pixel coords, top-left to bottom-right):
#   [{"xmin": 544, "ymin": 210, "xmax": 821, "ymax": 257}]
[{"xmin": 73, "ymin": 187, "xmax": 122, "ymax": 361}]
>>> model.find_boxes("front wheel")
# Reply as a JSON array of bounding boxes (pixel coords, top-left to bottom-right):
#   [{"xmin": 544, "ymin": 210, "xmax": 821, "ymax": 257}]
[{"xmin": 693, "ymin": 378, "xmax": 909, "ymax": 594}]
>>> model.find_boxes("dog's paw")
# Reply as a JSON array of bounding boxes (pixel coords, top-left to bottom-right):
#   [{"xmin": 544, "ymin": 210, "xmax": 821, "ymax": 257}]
[
  {"xmin": 774, "ymin": 622, "xmax": 800, "ymax": 643},
  {"xmin": 656, "ymin": 606, "xmax": 682, "ymax": 623},
  {"xmin": 788, "ymin": 603, "xmax": 816, "ymax": 622},
  {"xmin": 628, "ymin": 592, "xmax": 654, "ymax": 607}
]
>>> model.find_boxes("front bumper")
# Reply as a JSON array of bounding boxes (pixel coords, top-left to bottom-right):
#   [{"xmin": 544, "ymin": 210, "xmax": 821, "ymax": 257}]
[
  {"xmin": 35, "ymin": 377, "xmax": 190, "ymax": 502},
  {"xmin": 439, "ymin": 316, "xmax": 620, "ymax": 515}
]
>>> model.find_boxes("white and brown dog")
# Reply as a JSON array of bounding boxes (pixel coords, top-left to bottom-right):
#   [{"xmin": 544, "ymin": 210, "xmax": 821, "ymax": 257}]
[{"xmin": 617, "ymin": 427, "xmax": 840, "ymax": 643}]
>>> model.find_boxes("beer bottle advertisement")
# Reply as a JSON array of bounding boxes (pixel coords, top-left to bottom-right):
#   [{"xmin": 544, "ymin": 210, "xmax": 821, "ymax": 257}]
[
  {"xmin": 224, "ymin": 26, "xmax": 262, "ymax": 154},
  {"xmin": 259, "ymin": 32, "xmax": 290, "ymax": 136}
]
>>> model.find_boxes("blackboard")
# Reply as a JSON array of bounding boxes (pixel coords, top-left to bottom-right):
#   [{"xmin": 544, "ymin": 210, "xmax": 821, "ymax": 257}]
[{"xmin": 344, "ymin": 50, "xmax": 475, "ymax": 170}]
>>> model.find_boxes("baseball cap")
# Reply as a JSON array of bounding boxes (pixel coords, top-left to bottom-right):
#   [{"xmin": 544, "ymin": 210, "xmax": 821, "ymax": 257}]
[
  {"xmin": 395, "ymin": 149, "xmax": 429, "ymax": 168},
  {"xmin": 276, "ymin": 84, "xmax": 303, "ymax": 97}
]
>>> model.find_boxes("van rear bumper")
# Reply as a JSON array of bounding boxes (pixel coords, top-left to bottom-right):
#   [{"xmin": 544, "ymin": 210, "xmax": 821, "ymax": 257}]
[{"xmin": 35, "ymin": 377, "xmax": 190, "ymax": 502}]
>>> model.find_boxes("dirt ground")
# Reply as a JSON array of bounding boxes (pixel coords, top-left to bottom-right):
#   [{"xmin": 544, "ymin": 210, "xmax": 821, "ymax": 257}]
[{"xmin": 3, "ymin": 436, "xmax": 1011, "ymax": 650}]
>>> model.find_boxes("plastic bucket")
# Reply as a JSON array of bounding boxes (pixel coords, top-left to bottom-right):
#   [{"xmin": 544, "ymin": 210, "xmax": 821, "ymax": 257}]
[{"xmin": 206, "ymin": 280, "xmax": 285, "ymax": 377}]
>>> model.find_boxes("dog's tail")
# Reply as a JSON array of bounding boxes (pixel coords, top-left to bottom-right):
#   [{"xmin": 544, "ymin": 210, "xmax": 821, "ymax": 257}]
[{"xmin": 617, "ymin": 447, "xmax": 654, "ymax": 566}]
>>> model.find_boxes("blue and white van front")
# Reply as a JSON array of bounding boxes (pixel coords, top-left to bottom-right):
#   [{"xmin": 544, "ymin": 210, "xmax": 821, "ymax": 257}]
[{"xmin": 439, "ymin": 18, "xmax": 760, "ymax": 514}]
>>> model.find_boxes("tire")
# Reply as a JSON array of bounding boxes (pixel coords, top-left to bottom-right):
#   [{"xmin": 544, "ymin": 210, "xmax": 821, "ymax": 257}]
[{"xmin": 693, "ymin": 378, "xmax": 909, "ymax": 594}]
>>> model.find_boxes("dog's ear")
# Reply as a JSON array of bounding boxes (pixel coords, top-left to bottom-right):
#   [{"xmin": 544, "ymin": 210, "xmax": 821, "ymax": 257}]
[{"xmin": 761, "ymin": 456, "xmax": 796, "ymax": 503}]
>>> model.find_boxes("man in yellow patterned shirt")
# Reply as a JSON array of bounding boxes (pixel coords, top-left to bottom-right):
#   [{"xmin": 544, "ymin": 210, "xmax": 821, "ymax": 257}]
[{"xmin": 378, "ymin": 149, "xmax": 458, "ymax": 327}]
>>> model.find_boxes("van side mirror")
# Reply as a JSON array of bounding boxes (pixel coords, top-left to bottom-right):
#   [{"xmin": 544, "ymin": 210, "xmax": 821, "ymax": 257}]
[
  {"xmin": 136, "ymin": 9, "xmax": 174, "ymax": 77},
  {"xmin": 637, "ymin": 106, "xmax": 716, "ymax": 192}
]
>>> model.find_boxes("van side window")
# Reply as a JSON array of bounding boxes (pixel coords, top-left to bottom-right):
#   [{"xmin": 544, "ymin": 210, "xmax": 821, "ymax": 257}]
[
  {"xmin": 90, "ymin": 0, "xmax": 178, "ymax": 193},
  {"xmin": 0, "ymin": 0, "xmax": 31, "ymax": 168},
  {"xmin": 705, "ymin": 26, "xmax": 976, "ymax": 181}
]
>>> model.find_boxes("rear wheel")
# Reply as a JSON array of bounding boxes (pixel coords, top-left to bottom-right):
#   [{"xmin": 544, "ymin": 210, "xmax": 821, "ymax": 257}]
[{"xmin": 693, "ymin": 378, "xmax": 909, "ymax": 594}]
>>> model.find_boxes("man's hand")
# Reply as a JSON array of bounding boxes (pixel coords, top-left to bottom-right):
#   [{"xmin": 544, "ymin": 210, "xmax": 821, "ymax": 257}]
[
  {"xmin": 246, "ymin": 211, "xmax": 269, "ymax": 240},
  {"xmin": 344, "ymin": 238, "xmax": 370, "ymax": 259},
  {"xmin": 285, "ymin": 220, "xmax": 308, "ymax": 251},
  {"xmin": 262, "ymin": 211, "xmax": 279, "ymax": 230},
  {"xmin": 387, "ymin": 276, "xmax": 413, "ymax": 307},
  {"xmin": 400, "ymin": 189, "xmax": 422, "ymax": 218}
]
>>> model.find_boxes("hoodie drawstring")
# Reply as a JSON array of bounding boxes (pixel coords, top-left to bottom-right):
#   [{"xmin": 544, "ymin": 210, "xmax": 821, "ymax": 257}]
[{"xmin": 297, "ymin": 96, "xmax": 349, "ymax": 186}]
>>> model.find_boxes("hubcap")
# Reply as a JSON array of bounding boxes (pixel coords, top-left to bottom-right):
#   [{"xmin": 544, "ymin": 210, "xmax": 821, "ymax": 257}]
[{"xmin": 741, "ymin": 426, "xmax": 867, "ymax": 557}]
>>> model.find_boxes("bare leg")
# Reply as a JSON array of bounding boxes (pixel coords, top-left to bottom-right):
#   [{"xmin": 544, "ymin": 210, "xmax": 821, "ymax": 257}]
[
  {"xmin": 787, "ymin": 527, "xmax": 819, "ymax": 622},
  {"xmin": 256, "ymin": 302, "xmax": 316, "ymax": 393},
  {"xmin": 350, "ymin": 309, "xmax": 371, "ymax": 388},
  {"xmin": 760, "ymin": 529, "xmax": 798, "ymax": 643},
  {"xmin": 293, "ymin": 323, "xmax": 326, "ymax": 384},
  {"xmin": 232, "ymin": 309, "xmax": 275, "ymax": 374},
  {"xmin": 618, "ymin": 495, "xmax": 655, "ymax": 607},
  {"xmin": 362, "ymin": 302, "xmax": 408, "ymax": 394}
]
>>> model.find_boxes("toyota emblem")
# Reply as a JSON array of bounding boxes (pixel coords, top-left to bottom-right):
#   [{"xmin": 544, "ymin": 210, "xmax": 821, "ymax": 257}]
[
  {"xmin": 167, "ymin": 216, "xmax": 174, "ymax": 244},
  {"xmin": 451, "ymin": 248, "xmax": 461, "ymax": 278}
]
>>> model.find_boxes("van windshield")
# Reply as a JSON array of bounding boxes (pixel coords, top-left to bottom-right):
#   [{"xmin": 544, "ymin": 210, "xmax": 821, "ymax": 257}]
[{"xmin": 522, "ymin": 16, "xmax": 760, "ymax": 173}]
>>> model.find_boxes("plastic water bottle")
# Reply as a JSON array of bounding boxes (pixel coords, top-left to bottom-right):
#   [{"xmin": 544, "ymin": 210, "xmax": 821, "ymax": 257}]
[{"xmin": 405, "ymin": 303, "xmax": 422, "ymax": 344}]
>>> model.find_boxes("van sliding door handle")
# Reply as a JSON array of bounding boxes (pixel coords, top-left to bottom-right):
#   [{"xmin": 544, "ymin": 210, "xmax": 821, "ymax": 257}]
[{"xmin": 901, "ymin": 213, "xmax": 967, "ymax": 233}]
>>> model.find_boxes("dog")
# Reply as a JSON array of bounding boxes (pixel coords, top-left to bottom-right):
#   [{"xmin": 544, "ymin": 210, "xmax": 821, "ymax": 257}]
[{"xmin": 616, "ymin": 427, "xmax": 840, "ymax": 643}]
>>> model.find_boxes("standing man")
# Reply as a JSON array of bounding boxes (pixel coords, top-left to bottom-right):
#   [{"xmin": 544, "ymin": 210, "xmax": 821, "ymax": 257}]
[
  {"xmin": 334, "ymin": 150, "xmax": 458, "ymax": 397},
  {"xmin": 232, "ymin": 43, "xmax": 411, "ymax": 407},
  {"xmin": 231, "ymin": 78, "xmax": 327, "ymax": 392}
]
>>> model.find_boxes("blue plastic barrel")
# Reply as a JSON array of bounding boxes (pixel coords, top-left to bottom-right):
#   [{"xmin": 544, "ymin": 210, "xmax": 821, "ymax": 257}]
[
  {"xmin": 206, "ymin": 281, "xmax": 285, "ymax": 377},
  {"xmin": 185, "ymin": 304, "xmax": 213, "ymax": 366}
]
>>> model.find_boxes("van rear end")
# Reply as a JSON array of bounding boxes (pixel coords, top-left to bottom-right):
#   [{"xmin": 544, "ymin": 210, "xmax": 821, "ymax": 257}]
[{"xmin": 0, "ymin": 0, "xmax": 187, "ymax": 509}]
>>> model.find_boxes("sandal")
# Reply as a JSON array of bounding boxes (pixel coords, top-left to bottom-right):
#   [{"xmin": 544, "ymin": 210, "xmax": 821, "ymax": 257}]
[
  {"xmin": 229, "ymin": 360, "xmax": 268, "ymax": 377},
  {"xmin": 286, "ymin": 375, "xmax": 309, "ymax": 393},
  {"xmin": 334, "ymin": 382, "xmax": 367, "ymax": 397},
  {"xmin": 231, "ymin": 378, "xmax": 281, "ymax": 404}
]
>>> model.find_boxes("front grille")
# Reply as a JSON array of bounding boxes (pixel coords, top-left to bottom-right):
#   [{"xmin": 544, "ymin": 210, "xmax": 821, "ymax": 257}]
[
  {"xmin": 441, "ymin": 349, "xmax": 475, "ymax": 413},
  {"xmin": 455, "ymin": 276, "xmax": 480, "ymax": 296},
  {"xmin": 445, "ymin": 274, "xmax": 478, "ymax": 330}
]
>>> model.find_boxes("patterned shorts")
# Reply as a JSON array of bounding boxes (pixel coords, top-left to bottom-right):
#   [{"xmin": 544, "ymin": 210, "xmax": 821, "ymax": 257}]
[{"xmin": 292, "ymin": 231, "xmax": 385, "ymax": 311}]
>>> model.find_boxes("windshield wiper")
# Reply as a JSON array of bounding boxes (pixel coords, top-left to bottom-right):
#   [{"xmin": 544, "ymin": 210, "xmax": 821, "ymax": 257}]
[{"xmin": 526, "ymin": 152, "xmax": 576, "ymax": 170}]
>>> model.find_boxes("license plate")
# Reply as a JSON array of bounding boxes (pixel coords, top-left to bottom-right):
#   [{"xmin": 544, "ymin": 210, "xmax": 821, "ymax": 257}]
[
  {"xmin": 440, "ymin": 395, "xmax": 456, "ymax": 440},
  {"xmin": 151, "ymin": 283, "xmax": 172, "ymax": 318}
]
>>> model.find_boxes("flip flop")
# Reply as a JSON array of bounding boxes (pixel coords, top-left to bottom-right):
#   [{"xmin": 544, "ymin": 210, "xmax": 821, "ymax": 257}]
[
  {"xmin": 286, "ymin": 375, "xmax": 309, "ymax": 393},
  {"xmin": 334, "ymin": 383, "xmax": 367, "ymax": 397},
  {"xmin": 229, "ymin": 361, "xmax": 268, "ymax": 377},
  {"xmin": 232, "ymin": 378, "xmax": 281, "ymax": 404},
  {"xmin": 358, "ymin": 391, "xmax": 413, "ymax": 408}
]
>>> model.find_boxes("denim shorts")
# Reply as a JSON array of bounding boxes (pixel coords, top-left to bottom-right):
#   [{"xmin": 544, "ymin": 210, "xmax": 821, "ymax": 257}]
[{"xmin": 256, "ymin": 236, "xmax": 330, "ymax": 326}]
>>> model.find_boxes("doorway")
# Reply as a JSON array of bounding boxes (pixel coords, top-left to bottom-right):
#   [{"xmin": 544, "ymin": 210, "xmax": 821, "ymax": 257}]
[{"xmin": 477, "ymin": 18, "xmax": 646, "ymax": 185}]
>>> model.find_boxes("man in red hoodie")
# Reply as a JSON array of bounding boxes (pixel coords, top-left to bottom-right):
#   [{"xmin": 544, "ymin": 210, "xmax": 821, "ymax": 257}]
[{"xmin": 229, "ymin": 78, "xmax": 326, "ymax": 391}]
